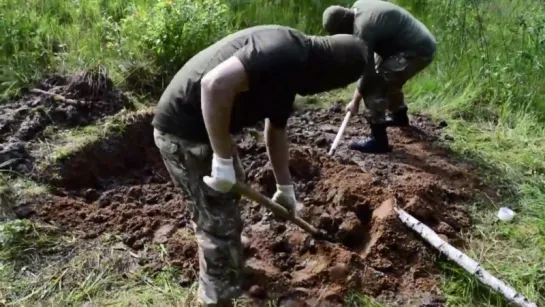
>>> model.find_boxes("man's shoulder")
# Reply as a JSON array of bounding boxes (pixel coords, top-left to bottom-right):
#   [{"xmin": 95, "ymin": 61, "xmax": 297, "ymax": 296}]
[
  {"xmin": 353, "ymin": 0, "xmax": 407, "ymax": 14},
  {"xmin": 235, "ymin": 26, "xmax": 309, "ymax": 65},
  {"xmin": 237, "ymin": 25, "xmax": 303, "ymax": 39},
  {"xmin": 353, "ymin": 0, "xmax": 393, "ymax": 8}
]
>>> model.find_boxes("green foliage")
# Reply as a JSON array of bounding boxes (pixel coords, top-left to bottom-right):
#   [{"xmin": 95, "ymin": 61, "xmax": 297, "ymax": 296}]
[
  {"xmin": 225, "ymin": 0, "xmax": 353, "ymax": 34},
  {"xmin": 119, "ymin": 0, "xmax": 230, "ymax": 87},
  {"xmin": 398, "ymin": 0, "xmax": 545, "ymax": 120},
  {"xmin": 0, "ymin": 0, "xmax": 55, "ymax": 97},
  {"xmin": 397, "ymin": 0, "xmax": 545, "ymax": 305},
  {"xmin": 0, "ymin": 220, "xmax": 60, "ymax": 262},
  {"xmin": 0, "ymin": 0, "xmax": 350, "ymax": 99}
]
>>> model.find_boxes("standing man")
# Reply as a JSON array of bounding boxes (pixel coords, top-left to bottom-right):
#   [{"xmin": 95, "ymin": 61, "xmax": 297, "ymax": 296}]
[
  {"xmin": 151, "ymin": 25, "xmax": 369, "ymax": 306},
  {"xmin": 322, "ymin": 0, "xmax": 437, "ymax": 153}
]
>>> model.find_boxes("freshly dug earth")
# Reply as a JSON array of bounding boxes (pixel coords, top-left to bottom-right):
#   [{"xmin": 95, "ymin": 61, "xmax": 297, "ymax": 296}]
[
  {"xmin": 19, "ymin": 103, "xmax": 483, "ymax": 305},
  {"xmin": 0, "ymin": 69, "xmax": 132, "ymax": 174}
]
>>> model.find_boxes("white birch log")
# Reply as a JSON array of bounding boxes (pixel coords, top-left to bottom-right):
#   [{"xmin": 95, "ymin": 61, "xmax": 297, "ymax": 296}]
[
  {"xmin": 395, "ymin": 207, "xmax": 537, "ymax": 307},
  {"xmin": 29, "ymin": 88, "xmax": 82, "ymax": 105}
]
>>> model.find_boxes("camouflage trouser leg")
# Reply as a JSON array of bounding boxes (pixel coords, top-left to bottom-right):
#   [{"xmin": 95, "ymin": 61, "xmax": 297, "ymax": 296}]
[
  {"xmin": 363, "ymin": 52, "xmax": 434, "ymax": 124},
  {"xmin": 153, "ymin": 128, "xmax": 245, "ymax": 307}
]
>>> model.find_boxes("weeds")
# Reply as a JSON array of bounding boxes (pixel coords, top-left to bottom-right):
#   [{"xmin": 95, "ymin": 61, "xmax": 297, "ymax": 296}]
[
  {"xmin": 0, "ymin": 229, "xmax": 198, "ymax": 306},
  {"xmin": 0, "ymin": 175, "xmax": 49, "ymax": 219},
  {"xmin": 0, "ymin": 220, "xmax": 63, "ymax": 262}
]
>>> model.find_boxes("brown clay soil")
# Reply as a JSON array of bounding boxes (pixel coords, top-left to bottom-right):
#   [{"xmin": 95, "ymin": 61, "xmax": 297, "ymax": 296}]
[
  {"xmin": 0, "ymin": 69, "xmax": 132, "ymax": 174},
  {"xmin": 8, "ymin": 92, "xmax": 486, "ymax": 305}
]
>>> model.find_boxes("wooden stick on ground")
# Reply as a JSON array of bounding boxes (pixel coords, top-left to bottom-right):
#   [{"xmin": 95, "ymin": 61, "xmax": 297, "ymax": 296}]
[
  {"xmin": 328, "ymin": 111, "xmax": 352, "ymax": 156},
  {"xmin": 29, "ymin": 88, "xmax": 82, "ymax": 105},
  {"xmin": 395, "ymin": 206, "xmax": 537, "ymax": 307}
]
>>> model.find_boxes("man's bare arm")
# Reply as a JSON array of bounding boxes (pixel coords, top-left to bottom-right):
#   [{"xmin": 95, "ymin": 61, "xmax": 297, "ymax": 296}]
[
  {"xmin": 201, "ymin": 56, "xmax": 249, "ymax": 159},
  {"xmin": 264, "ymin": 119, "xmax": 292, "ymax": 185}
]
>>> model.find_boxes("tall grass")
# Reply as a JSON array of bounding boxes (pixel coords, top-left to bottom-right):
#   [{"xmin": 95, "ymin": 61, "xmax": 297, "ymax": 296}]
[
  {"xmin": 0, "ymin": 0, "xmax": 352, "ymax": 100},
  {"xmin": 399, "ymin": 0, "xmax": 545, "ymax": 119},
  {"xmin": 397, "ymin": 0, "xmax": 545, "ymax": 305}
]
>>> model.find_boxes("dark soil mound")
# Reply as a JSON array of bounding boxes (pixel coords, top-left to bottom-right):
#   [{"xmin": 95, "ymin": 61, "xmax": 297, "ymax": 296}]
[
  {"xmin": 0, "ymin": 69, "xmax": 132, "ymax": 174},
  {"xmin": 21, "ymin": 106, "xmax": 484, "ymax": 306}
]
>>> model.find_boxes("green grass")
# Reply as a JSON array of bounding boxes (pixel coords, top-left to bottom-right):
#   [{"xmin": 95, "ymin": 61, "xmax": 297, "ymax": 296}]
[
  {"xmin": 0, "ymin": 222, "xmax": 201, "ymax": 306},
  {"xmin": 0, "ymin": 218, "xmax": 384, "ymax": 306},
  {"xmin": 397, "ymin": 0, "xmax": 545, "ymax": 305},
  {"xmin": 0, "ymin": 0, "xmax": 353, "ymax": 100},
  {"xmin": 2, "ymin": 0, "xmax": 545, "ymax": 305},
  {"xmin": 408, "ymin": 97, "xmax": 545, "ymax": 306}
]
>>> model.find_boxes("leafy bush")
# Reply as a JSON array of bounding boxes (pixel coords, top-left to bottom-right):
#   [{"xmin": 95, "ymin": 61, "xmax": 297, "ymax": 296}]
[{"xmin": 120, "ymin": 0, "xmax": 230, "ymax": 87}]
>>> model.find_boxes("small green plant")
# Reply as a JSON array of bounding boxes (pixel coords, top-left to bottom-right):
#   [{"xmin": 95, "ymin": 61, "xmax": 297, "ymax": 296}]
[{"xmin": 0, "ymin": 220, "xmax": 60, "ymax": 262}]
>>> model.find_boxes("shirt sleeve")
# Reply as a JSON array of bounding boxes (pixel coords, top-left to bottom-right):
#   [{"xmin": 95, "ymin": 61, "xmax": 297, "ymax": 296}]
[{"xmin": 268, "ymin": 92, "xmax": 296, "ymax": 129}]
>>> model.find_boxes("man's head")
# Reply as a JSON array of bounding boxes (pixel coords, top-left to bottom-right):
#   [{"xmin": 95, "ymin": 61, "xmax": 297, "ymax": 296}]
[
  {"xmin": 296, "ymin": 34, "xmax": 368, "ymax": 96},
  {"xmin": 322, "ymin": 5, "xmax": 355, "ymax": 35}
]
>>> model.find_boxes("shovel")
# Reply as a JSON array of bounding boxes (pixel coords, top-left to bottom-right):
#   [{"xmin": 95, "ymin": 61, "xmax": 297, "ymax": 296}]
[
  {"xmin": 232, "ymin": 182, "xmax": 335, "ymax": 242},
  {"xmin": 328, "ymin": 111, "xmax": 352, "ymax": 156}
]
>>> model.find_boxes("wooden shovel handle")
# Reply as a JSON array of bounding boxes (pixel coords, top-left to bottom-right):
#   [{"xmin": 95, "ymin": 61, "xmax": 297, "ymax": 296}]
[
  {"xmin": 232, "ymin": 182, "xmax": 321, "ymax": 237},
  {"xmin": 328, "ymin": 111, "xmax": 352, "ymax": 155}
]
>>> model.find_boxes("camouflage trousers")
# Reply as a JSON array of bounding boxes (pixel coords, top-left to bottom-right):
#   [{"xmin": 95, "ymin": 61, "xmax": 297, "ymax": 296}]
[
  {"xmin": 363, "ymin": 52, "xmax": 434, "ymax": 124},
  {"xmin": 153, "ymin": 128, "xmax": 245, "ymax": 306}
]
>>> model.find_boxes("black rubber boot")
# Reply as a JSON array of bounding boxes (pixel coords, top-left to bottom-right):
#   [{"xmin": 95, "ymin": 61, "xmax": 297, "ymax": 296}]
[
  {"xmin": 385, "ymin": 106, "xmax": 409, "ymax": 127},
  {"xmin": 348, "ymin": 124, "xmax": 391, "ymax": 153}
]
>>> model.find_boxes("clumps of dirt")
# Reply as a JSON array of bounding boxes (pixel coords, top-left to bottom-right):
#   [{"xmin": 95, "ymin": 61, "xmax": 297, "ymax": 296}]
[
  {"xmin": 23, "ymin": 106, "xmax": 485, "ymax": 305},
  {"xmin": 239, "ymin": 145, "xmax": 474, "ymax": 304},
  {"xmin": 0, "ymin": 69, "xmax": 133, "ymax": 174},
  {"xmin": 41, "ymin": 183, "xmax": 187, "ymax": 242}
]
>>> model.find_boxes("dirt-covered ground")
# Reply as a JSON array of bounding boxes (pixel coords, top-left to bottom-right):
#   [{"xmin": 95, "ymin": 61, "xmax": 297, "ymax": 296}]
[
  {"xmin": 2, "ymin": 75, "xmax": 487, "ymax": 306},
  {"xmin": 0, "ymin": 69, "xmax": 132, "ymax": 176}
]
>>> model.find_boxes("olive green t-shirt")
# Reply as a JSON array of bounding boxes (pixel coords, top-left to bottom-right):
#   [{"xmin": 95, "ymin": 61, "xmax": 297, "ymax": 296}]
[
  {"xmin": 152, "ymin": 25, "xmax": 368, "ymax": 143},
  {"xmin": 352, "ymin": 0, "xmax": 436, "ymax": 58}
]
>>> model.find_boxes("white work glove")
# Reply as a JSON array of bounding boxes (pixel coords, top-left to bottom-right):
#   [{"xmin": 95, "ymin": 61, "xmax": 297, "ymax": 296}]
[
  {"xmin": 203, "ymin": 153, "xmax": 236, "ymax": 193},
  {"xmin": 272, "ymin": 184, "xmax": 303, "ymax": 216}
]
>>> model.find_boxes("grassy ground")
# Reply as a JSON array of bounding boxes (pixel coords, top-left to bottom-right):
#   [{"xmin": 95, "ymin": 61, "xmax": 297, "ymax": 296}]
[
  {"xmin": 398, "ymin": 0, "xmax": 545, "ymax": 305},
  {"xmin": 1, "ymin": 0, "xmax": 545, "ymax": 305}
]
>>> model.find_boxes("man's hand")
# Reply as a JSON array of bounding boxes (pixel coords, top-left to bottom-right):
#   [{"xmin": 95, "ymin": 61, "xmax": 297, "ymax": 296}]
[
  {"xmin": 346, "ymin": 98, "xmax": 361, "ymax": 114},
  {"xmin": 272, "ymin": 184, "xmax": 304, "ymax": 216},
  {"xmin": 347, "ymin": 86, "xmax": 363, "ymax": 114},
  {"xmin": 203, "ymin": 153, "xmax": 236, "ymax": 193}
]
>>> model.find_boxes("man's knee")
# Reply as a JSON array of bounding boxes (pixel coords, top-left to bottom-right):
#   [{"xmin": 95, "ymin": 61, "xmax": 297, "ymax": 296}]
[
  {"xmin": 384, "ymin": 84, "xmax": 405, "ymax": 112},
  {"xmin": 379, "ymin": 53, "xmax": 431, "ymax": 86},
  {"xmin": 191, "ymin": 185, "xmax": 243, "ymax": 238},
  {"xmin": 363, "ymin": 96, "xmax": 388, "ymax": 124}
]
